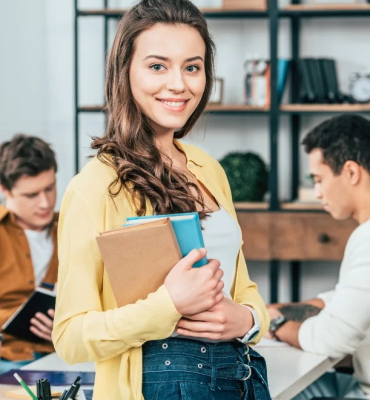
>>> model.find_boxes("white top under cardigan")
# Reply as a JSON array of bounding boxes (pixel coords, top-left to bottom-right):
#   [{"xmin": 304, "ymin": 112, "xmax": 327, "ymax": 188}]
[
  {"xmin": 171, "ymin": 207, "xmax": 248, "ymax": 342},
  {"xmin": 299, "ymin": 218, "xmax": 370, "ymax": 397}
]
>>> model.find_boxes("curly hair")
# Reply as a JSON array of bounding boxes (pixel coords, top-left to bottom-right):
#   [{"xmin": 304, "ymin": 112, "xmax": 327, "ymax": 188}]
[
  {"xmin": 91, "ymin": 0, "xmax": 215, "ymax": 219},
  {"xmin": 302, "ymin": 114, "xmax": 370, "ymax": 175}
]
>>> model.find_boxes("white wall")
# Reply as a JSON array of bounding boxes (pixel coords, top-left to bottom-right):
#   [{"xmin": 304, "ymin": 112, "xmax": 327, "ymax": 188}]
[{"xmin": 1, "ymin": 0, "xmax": 369, "ymax": 302}]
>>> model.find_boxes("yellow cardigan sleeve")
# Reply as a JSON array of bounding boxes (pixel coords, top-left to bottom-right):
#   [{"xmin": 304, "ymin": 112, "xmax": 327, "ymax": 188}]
[
  {"xmin": 52, "ymin": 183, "xmax": 181, "ymax": 365},
  {"xmin": 216, "ymin": 160, "xmax": 270, "ymax": 343}
]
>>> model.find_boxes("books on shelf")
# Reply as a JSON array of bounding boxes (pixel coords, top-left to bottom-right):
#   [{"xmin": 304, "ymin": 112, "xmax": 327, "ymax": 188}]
[{"xmin": 298, "ymin": 58, "xmax": 344, "ymax": 104}]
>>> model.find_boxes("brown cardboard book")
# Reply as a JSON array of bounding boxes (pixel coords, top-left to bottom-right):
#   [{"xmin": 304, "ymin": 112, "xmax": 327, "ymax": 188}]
[{"xmin": 96, "ymin": 218, "xmax": 182, "ymax": 307}]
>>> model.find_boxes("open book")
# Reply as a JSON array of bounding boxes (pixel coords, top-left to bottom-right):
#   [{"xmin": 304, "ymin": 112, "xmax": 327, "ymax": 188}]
[{"xmin": 2, "ymin": 288, "xmax": 56, "ymax": 343}]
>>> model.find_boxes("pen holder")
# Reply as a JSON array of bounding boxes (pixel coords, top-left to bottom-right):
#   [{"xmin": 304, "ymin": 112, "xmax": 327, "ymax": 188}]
[{"xmin": 36, "ymin": 379, "xmax": 52, "ymax": 400}]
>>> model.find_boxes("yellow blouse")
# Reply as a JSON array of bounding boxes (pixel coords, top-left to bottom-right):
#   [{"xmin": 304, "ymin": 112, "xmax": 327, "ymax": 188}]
[{"xmin": 52, "ymin": 140, "xmax": 269, "ymax": 400}]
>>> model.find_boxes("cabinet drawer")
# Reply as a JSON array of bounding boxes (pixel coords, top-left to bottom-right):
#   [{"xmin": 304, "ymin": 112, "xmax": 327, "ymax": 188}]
[
  {"xmin": 272, "ymin": 213, "xmax": 357, "ymax": 261},
  {"xmin": 236, "ymin": 211, "xmax": 357, "ymax": 261}
]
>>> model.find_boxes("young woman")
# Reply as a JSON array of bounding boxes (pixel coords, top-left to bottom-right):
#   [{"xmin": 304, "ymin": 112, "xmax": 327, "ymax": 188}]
[{"xmin": 53, "ymin": 1, "xmax": 271, "ymax": 399}]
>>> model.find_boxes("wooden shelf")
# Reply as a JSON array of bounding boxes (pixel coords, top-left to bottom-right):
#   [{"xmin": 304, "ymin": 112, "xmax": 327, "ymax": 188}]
[
  {"xmin": 78, "ymin": 105, "xmax": 105, "ymax": 112},
  {"xmin": 202, "ymin": 7, "xmax": 267, "ymax": 12},
  {"xmin": 281, "ymin": 3, "xmax": 370, "ymax": 17},
  {"xmin": 206, "ymin": 104, "xmax": 269, "ymax": 113},
  {"xmin": 78, "ymin": 8, "xmax": 126, "ymax": 16},
  {"xmin": 234, "ymin": 202, "xmax": 269, "ymax": 210},
  {"xmin": 280, "ymin": 202, "xmax": 324, "ymax": 211},
  {"xmin": 280, "ymin": 103, "xmax": 370, "ymax": 114},
  {"xmin": 78, "ymin": 104, "xmax": 270, "ymax": 114},
  {"xmin": 234, "ymin": 202, "xmax": 324, "ymax": 211},
  {"xmin": 285, "ymin": 3, "xmax": 370, "ymax": 11},
  {"xmin": 79, "ymin": 104, "xmax": 370, "ymax": 115},
  {"xmin": 77, "ymin": 8, "xmax": 268, "ymax": 18}
]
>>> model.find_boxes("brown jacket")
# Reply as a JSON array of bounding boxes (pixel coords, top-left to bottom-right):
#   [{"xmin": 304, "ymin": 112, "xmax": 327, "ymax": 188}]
[{"xmin": 0, "ymin": 205, "xmax": 58, "ymax": 361}]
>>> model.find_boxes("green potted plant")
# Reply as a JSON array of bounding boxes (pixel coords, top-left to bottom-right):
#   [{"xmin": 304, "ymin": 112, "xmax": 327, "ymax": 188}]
[{"xmin": 219, "ymin": 152, "xmax": 269, "ymax": 202}]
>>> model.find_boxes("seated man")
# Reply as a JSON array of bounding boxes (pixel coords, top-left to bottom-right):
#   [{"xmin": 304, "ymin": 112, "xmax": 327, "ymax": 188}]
[
  {"xmin": 0, "ymin": 134, "xmax": 58, "ymax": 373},
  {"xmin": 267, "ymin": 114, "xmax": 370, "ymax": 399}
]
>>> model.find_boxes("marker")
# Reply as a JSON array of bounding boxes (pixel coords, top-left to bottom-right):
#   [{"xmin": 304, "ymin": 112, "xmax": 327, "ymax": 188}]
[
  {"xmin": 13, "ymin": 373, "xmax": 38, "ymax": 400},
  {"xmin": 62, "ymin": 376, "xmax": 81, "ymax": 400}
]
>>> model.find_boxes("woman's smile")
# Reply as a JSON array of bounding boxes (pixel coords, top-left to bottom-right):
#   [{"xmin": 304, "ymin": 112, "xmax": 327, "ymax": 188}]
[{"xmin": 156, "ymin": 97, "xmax": 190, "ymax": 112}]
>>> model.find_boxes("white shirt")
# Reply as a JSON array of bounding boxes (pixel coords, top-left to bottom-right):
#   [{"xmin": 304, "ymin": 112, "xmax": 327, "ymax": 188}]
[
  {"xmin": 202, "ymin": 207, "xmax": 242, "ymax": 298},
  {"xmin": 299, "ymin": 218, "xmax": 370, "ymax": 396},
  {"xmin": 171, "ymin": 207, "xmax": 244, "ymax": 342},
  {"xmin": 24, "ymin": 228, "xmax": 54, "ymax": 287}
]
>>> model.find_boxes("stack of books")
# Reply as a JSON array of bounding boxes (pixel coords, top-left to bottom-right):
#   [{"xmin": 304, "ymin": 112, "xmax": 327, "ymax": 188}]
[
  {"xmin": 298, "ymin": 58, "xmax": 344, "ymax": 104},
  {"xmin": 96, "ymin": 213, "xmax": 207, "ymax": 307}
]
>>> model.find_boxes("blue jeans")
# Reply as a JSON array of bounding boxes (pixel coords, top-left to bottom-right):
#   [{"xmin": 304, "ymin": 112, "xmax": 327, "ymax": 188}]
[{"xmin": 142, "ymin": 338, "xmax": 271, "ymax": 400}]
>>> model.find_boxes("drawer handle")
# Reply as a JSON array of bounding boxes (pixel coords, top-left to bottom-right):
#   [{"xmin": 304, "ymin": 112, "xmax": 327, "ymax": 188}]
[{"xmin": 318, "ymin": 233, "xmax": 330, "ymax": 244}]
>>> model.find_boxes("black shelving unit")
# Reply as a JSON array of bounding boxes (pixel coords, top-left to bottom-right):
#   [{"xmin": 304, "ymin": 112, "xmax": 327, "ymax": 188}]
[
  {"xmin": 74, "ymin": 0, "xmax": 370, "ymax": 303},
  {"xmin": 282, "ymin": 2, "xmax": 370, "ymax": 302}
]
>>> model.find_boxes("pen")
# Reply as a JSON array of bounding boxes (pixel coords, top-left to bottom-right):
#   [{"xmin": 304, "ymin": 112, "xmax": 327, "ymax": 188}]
[
  {"xmin": 59, "ymin": 389, "xmax": 68, "ymax": 400},
  {"xmin": 73, "ymin": 377, "xmax": 81, "ymax": 385},
  {"xmin": 62, "ymin": 376, "xmax": 81, "ymax": 400},
  {"xmin": 67, "ymin": 382, "xmax": 81, "ymax": 399},
  {"xmin": 13, "ymin": 373, "xmax": 38, "ymax": 400}
]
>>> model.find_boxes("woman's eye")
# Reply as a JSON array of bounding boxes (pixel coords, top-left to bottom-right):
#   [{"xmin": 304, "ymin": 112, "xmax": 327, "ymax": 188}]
[
  {"xmin": 186, "ymin": 65, "xmax": 199, "ymax": 73},
  {"xmin": 150, "ymin": 64, "xmax": 165, "ymax": 72}
]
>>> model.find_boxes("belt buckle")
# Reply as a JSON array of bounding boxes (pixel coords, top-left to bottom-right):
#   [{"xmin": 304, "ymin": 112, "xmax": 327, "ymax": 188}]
[{"xmin": 241, "ymin": 364, "xmax": 252, "ymax": 381}]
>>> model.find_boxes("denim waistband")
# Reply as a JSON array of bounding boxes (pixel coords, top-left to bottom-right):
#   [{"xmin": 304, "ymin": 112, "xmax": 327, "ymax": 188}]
[
  {"xmin": 143, "ymin": 337, "xmax": 244, "ymax": 361},
  {"xmin": 142, "ymin": 338, "xmax": 271, "ymax": 400}
]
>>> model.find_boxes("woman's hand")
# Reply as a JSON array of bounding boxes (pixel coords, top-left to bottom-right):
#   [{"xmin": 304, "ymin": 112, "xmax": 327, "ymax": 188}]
[
  {"xmin": 176, "ymin": 297, "xmax": 254, "ymax": 340},
  {"xmin": 165, "ymin": 249, "xmax": 224, "ymax": 316}
]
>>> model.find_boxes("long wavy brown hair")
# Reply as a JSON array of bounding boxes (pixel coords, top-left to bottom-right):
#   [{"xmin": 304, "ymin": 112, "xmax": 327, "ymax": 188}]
[{"xmin": 91, "ymin": 0, "xmax": 215, "ymax": 219}]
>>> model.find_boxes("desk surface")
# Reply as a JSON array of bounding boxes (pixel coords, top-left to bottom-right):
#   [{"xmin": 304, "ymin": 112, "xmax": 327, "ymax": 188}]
[
  {"xmin": 0, "ymin": 343, "xmax": 340, "ymax": 400},
  {"xmin": 256, "ymin": 343, "xmax": 340, "ymax": 400}
]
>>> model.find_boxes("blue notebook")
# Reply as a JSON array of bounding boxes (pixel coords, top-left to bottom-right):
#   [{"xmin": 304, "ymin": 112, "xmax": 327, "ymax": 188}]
[{"xmin": 125, "ymin": 212, "xmax": 207, "ymax": 268}]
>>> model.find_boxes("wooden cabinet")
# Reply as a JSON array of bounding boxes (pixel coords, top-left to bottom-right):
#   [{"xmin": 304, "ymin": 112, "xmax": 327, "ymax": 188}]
[
  {"xmin": 237, "ymin": 212, "xmax": 357, "ymax": 261},
  {"xmin": 238, "ymin": 212, "xmax": 272, "ymax": 260}
]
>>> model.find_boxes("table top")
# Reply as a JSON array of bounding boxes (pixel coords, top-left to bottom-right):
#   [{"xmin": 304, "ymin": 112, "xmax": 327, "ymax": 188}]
[
  {"xmin": 0, "ymin": 341, "xmax": 340, "ymax": 400},
  {"xmin": 256, "ymin": 342, "xmax": 341, "ymax": 400},
  {"xmin": 20, "ymin": 354, "xmax": 95, "ymax": 373}
]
